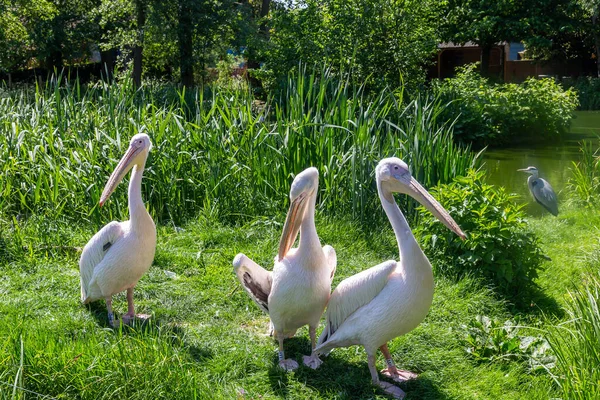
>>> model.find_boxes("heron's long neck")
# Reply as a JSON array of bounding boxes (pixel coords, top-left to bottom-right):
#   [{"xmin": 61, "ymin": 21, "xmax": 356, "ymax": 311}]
[
  {"xmin": 298, "ymin": 192, "xmax": 321, "ymax": 255},
  {"xmin": 128, "ymin": 163, "xmax": 153, "ymax": 232},
  {"xmin": 377, "ymin": 180, "xmax": 423, "ymax": 266}
]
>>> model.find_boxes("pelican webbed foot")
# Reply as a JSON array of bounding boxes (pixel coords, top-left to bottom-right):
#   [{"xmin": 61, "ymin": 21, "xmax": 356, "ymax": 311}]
[
  {"xmin": 302, "ymin": 354, "xmax": 323, "ymax": 369},
  {"xmin": 378, "ymin": 381, "xmax": 406, "ymax": 399},
  {"xmin": 278, "ymin": 358, "xmax": 299, "ymax": 371},
  {"xmin": 122, "ymin": 313, "xmax": 151, "ymax": 326},
  {"xmin": 380, "ymin": 367, "xmax": 418, "ymax": 383}
]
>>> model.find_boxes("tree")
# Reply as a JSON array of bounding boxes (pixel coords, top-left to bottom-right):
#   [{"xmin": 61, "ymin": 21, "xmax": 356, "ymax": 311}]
[
  {"xmin": 440, "ymin": 0, "xmax": 526, "ymax": 77},
  {"xmin": 579, "ymin": 0, "xmax": 600, "ymax": 76},
  {"xmin": 266, "ymin": 0, "xmax": 440, "ymax": 90}
]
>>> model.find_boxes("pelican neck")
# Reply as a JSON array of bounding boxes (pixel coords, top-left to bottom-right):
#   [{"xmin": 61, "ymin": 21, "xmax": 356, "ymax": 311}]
[
  {"xmin": 376, "ymin": 178, "xmax": 421, "ymax": 261},
  {"xmin": 298, "ymin": 190, "xmax": 321, "ymax": 253},
  {"xmin": 128, "ymin": 162, "xmax": 152, "ymax": 231}
]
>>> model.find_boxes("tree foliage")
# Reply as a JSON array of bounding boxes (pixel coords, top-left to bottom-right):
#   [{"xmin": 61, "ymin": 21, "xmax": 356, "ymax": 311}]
[{"xmin": 266, "ymin": 0, "xmax": 441, "ymax": 90}]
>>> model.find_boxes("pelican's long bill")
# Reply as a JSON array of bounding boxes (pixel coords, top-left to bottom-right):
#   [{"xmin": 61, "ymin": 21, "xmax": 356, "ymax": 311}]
[
  {"xmin": 408, "ymin": 177, "xmax": 466, "ymax": 240},
  {"xmin": 277, "ymin": 192, "xmax": 309, "ymax": 261},
  {"xmin": 99, "ymin": 144, "xmax": 141, "ymax": 206}
]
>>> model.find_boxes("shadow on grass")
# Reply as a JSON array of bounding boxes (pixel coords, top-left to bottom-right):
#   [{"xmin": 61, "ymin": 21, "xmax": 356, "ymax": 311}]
[
  {"xmin": 266, "ymin": 336, "xmax": 445, "ymax": 399},
  {"xmin": 511, "ymin": 284, "xmax": 564, "ymax": 319}
]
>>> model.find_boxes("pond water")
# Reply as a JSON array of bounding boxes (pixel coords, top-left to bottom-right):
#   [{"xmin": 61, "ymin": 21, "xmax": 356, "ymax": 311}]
[{"xmin": 482, "ymin": 111, "xmax": 600, "ymax": 216}]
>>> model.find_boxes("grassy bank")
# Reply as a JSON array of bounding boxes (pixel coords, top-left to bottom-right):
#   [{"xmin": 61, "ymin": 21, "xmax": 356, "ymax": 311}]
[{"xmin": 0, "ymin": 213, "xmax": 556, "ymax": 400}]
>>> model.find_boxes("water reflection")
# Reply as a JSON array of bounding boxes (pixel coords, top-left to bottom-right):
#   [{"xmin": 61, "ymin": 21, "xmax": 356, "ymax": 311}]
[{"xmin": 482, "ymin": 111, "xmax": 600, "ymax": 217}]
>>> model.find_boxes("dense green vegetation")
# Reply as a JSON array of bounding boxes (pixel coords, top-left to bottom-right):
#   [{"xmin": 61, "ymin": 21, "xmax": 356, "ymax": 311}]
[
  {"xmin": 0, "ymin": 76, "xmax": 598, "ymax": 399},
  {"xmin": 1, "ymin": 0, "xmax": 600, "ymax": 398},
  {"xmin": 563, "ymin": 77, "xmax": 600, "ymax": 110},
  {"xmin": 433, "ymin": 65, "xmax": 579, "ymax": 147},
  {"xmin": 415, "ymin": 170, "xmax": 544, "ymax": 296},
  {"xmin": 0, "ymin": 70, "xmax": 478, "ymax": 225}
]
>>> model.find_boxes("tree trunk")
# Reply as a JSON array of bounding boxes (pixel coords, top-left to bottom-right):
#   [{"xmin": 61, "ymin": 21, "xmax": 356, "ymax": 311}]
[
  {"xmin": 133, "ymin": 0, "xmax": 146, "ymax": 89},
  {"xmin": 480, "ymin": 44, "xmax": 491, "ymax": 77},
  {"xmin": 246, "ymin": 0, "xmax": 271, "ymax": 89},
  {"xmin": 178, "ymin": 0, "xmax": 194, "ymax": 87},
  {"xmin": 100, "ymin": 49, "xmax": 116, "ymax": 82},
  {"xmin": 593, "ymin": 12, "xmax": 600, "ymax": 78}
]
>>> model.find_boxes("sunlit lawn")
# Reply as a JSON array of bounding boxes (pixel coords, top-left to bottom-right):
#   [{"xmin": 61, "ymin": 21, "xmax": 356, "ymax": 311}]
[{"xmin": 0, "ymin": 207, "xmax": 575, "ymax": 399}]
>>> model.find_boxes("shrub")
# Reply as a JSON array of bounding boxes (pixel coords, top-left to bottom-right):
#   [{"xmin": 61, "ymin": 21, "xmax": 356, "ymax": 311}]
[
  {"xmin": 562, "ymin": 76, "xmax": 600, "ymax": 110},
  {"xmin": 433, "ymin": 64, "xmax": 579, "ymax": 147},
  {"xmin": 415, "ymin": 170, "xmax": 544, "ymax": 295},
  {"xmin": 463, "ymin": 315, "xmax": 554, "ymax": 372},
  {"xmin": 546, "ymin": 253, "xmax": 600, "ymax": 399}
]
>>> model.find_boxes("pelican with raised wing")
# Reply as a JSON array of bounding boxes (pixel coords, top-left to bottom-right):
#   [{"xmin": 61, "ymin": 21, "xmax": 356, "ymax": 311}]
[
  {"xmin": 79, "ymin": 133, "xmax": 156, "ymax": 328},
  {"xmin": 518, "ymin": 166, "xmax": 558, "ymax": 216},
  {"xmin": 233, "ymin": 167, "xmax": 336, "ymax": 371},
  {"xmin": 311, "ymin": 158, "xmax": 465, "ymax": 399}
]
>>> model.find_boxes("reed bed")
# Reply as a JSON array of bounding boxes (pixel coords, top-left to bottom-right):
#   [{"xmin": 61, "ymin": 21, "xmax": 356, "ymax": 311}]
[
  {"xmin": 546, "ymin": 259, "xmax": 600, "ymax": 399},
  {"xmin": 0, "ymin": 67, "xmax": 480, "ymax": 225}
]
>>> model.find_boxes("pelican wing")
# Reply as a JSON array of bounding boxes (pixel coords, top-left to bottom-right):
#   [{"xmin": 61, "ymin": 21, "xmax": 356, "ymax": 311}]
[
  {"xmin": 79, "ymin": 221, "xmax": 125, "ymax": 303},
  {"xmin": 532, "ymin": 178, "xmax": 558, "ymax": 216},
  {"xmin": 233, "ymin": 253, "xmax": 272, "ymax": 313},
  {"xmin": 318, "ymin": 260, "xmax": 396, "ymax": 345},
  {"xmin": 323, "ymin": 245, "xmax": 337, "ymax": 282}
]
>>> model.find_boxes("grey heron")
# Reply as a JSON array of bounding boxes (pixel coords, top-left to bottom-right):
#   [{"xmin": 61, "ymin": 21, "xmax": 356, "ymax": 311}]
[{"xmin": 518, "ymin": 166, "xmax": 558, "ymax": 216}]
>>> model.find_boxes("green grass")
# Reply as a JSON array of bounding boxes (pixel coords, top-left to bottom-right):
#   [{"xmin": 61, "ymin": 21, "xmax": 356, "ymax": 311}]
[
  {"xmin": 0, "ymin": 212, "xmax": 558, "ymax": 400},
  {"xmin": 528, "ymin": 201, "xmax": 600, "ymax": 307}
]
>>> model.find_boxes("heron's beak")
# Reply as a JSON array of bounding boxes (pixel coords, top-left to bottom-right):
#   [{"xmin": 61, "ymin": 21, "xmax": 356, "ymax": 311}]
[
  {"xmin": 99, "ymin": 145, "xmax": 141, "ymax": 206},
  {"xmin": 517, "ymin": 168, "xmax": 527, "ymax": 172},
  {"xmin": 278, "ymin": 191, "xmax": 310, "ymax": 261},
  {"xmin": 407, "ymin": 177, "xmax": 466, "ymax": 240}
]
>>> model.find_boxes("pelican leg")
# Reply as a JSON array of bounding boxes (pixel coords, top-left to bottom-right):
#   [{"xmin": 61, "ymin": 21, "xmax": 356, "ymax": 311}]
[
  {"xmin": 302, "ymin": 325, "xmax": 323, "ymax": 369},
  {"xmin": 370, "ymin": 348, "xmax": 406, "ymax": 399},
  {"xmin": 122, "ymin": 288, "xmax": 136, "ymax": 325},
  {"xmin": 379, "ymin": 343, "xmax": 418, "ymax": 383},
  {"xmin": 105, "ymin": 296, "xmax": 118, "ymax": 328},
  {"xmin": 277, "ymin": 335, "xmax": 298, "ymax": 371}
]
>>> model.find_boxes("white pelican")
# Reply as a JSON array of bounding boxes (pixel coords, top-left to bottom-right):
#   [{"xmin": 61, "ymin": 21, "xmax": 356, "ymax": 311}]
[
  {"xmin": 79, "ymin": 133, "xmax": 156, "ymax": 328},
  {"xmin": 311, "ymin": 158, "xmax": 465, "ymax": 399},
  {"xmin": 233, "ymin": 167, "xmax": 336, "ymax": 371},
  {"xmin": 518, "ymin": 166, "xmax": 558, "ymax": 216}
]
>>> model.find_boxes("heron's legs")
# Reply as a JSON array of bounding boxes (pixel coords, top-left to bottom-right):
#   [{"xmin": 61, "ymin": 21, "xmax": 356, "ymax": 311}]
[
  {"xmin": 277, "ymin": 334, "xmax": 298, "ymax": 371},
  {"xmin": 379, "ymin": 343, "xmax": 418, "ymax": 382},
  {"xmin": 105, "ymin": 296, "xmax": 118, "ymax": 328},
  {"xmin": 302, "ymin": 325, "xmax": 323, "ymax": 369}
]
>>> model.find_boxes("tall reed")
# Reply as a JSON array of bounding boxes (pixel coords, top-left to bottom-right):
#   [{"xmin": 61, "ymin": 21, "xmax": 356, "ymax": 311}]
[
  {"xmin": 546, "ymin": 251, "xmax": 600, "ymax": 399},
  {"xmin": 0, "ymin": 67, "xmax": 480, "ymax": 225},
  {"xmin": 568, "ymin": 140, "xmax": 600, "ymax": 207}
]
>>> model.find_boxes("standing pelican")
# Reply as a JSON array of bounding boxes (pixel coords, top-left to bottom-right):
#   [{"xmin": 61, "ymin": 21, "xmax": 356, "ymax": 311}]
[
  {"xmin": 310, "ymin": 158, "xmax": 465, "ymax": 399},
  {"xmin": 233, "ymin": 167, "xmax": 336, "ymax": 371},
  {"xmin": 518, "ymin": 166, "xmax": 558, "ymax": 216},
  {"xmin": 79, "ymin": 133, "xmax": 156, "ymax": 328}
]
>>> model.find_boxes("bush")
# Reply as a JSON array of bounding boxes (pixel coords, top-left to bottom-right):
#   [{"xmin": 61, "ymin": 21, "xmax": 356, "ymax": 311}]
[
  {"xmin": 433, "ymin": 64, "xmax": 579, "ymax": 147},
  {"xmin": 463, "ymin": 315, "xmax": 554, "ymax": 372},
  {"xmin": 415, "ymin": 170, "xmax": 544, "ymax": 295},
  {"xmin": 562, "ymin": 76, "xmax": 600, "ymax": 110}
]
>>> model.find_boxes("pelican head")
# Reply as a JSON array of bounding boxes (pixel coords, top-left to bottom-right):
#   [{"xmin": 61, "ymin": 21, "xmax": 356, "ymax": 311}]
[
  {"xmin": 278, "ymin": 167, "xmax": 319, "ymax": 260},
  {"xmin": 99, "ymin": 133, "xmax": 152, "ymax": 206},
  {"xmin": 376, "ymin": 157, "xmax": 466, "ymax": 239},
  {"xmin": 517, "ymin": 166, "xmax": 539, "ymax": 177}
]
